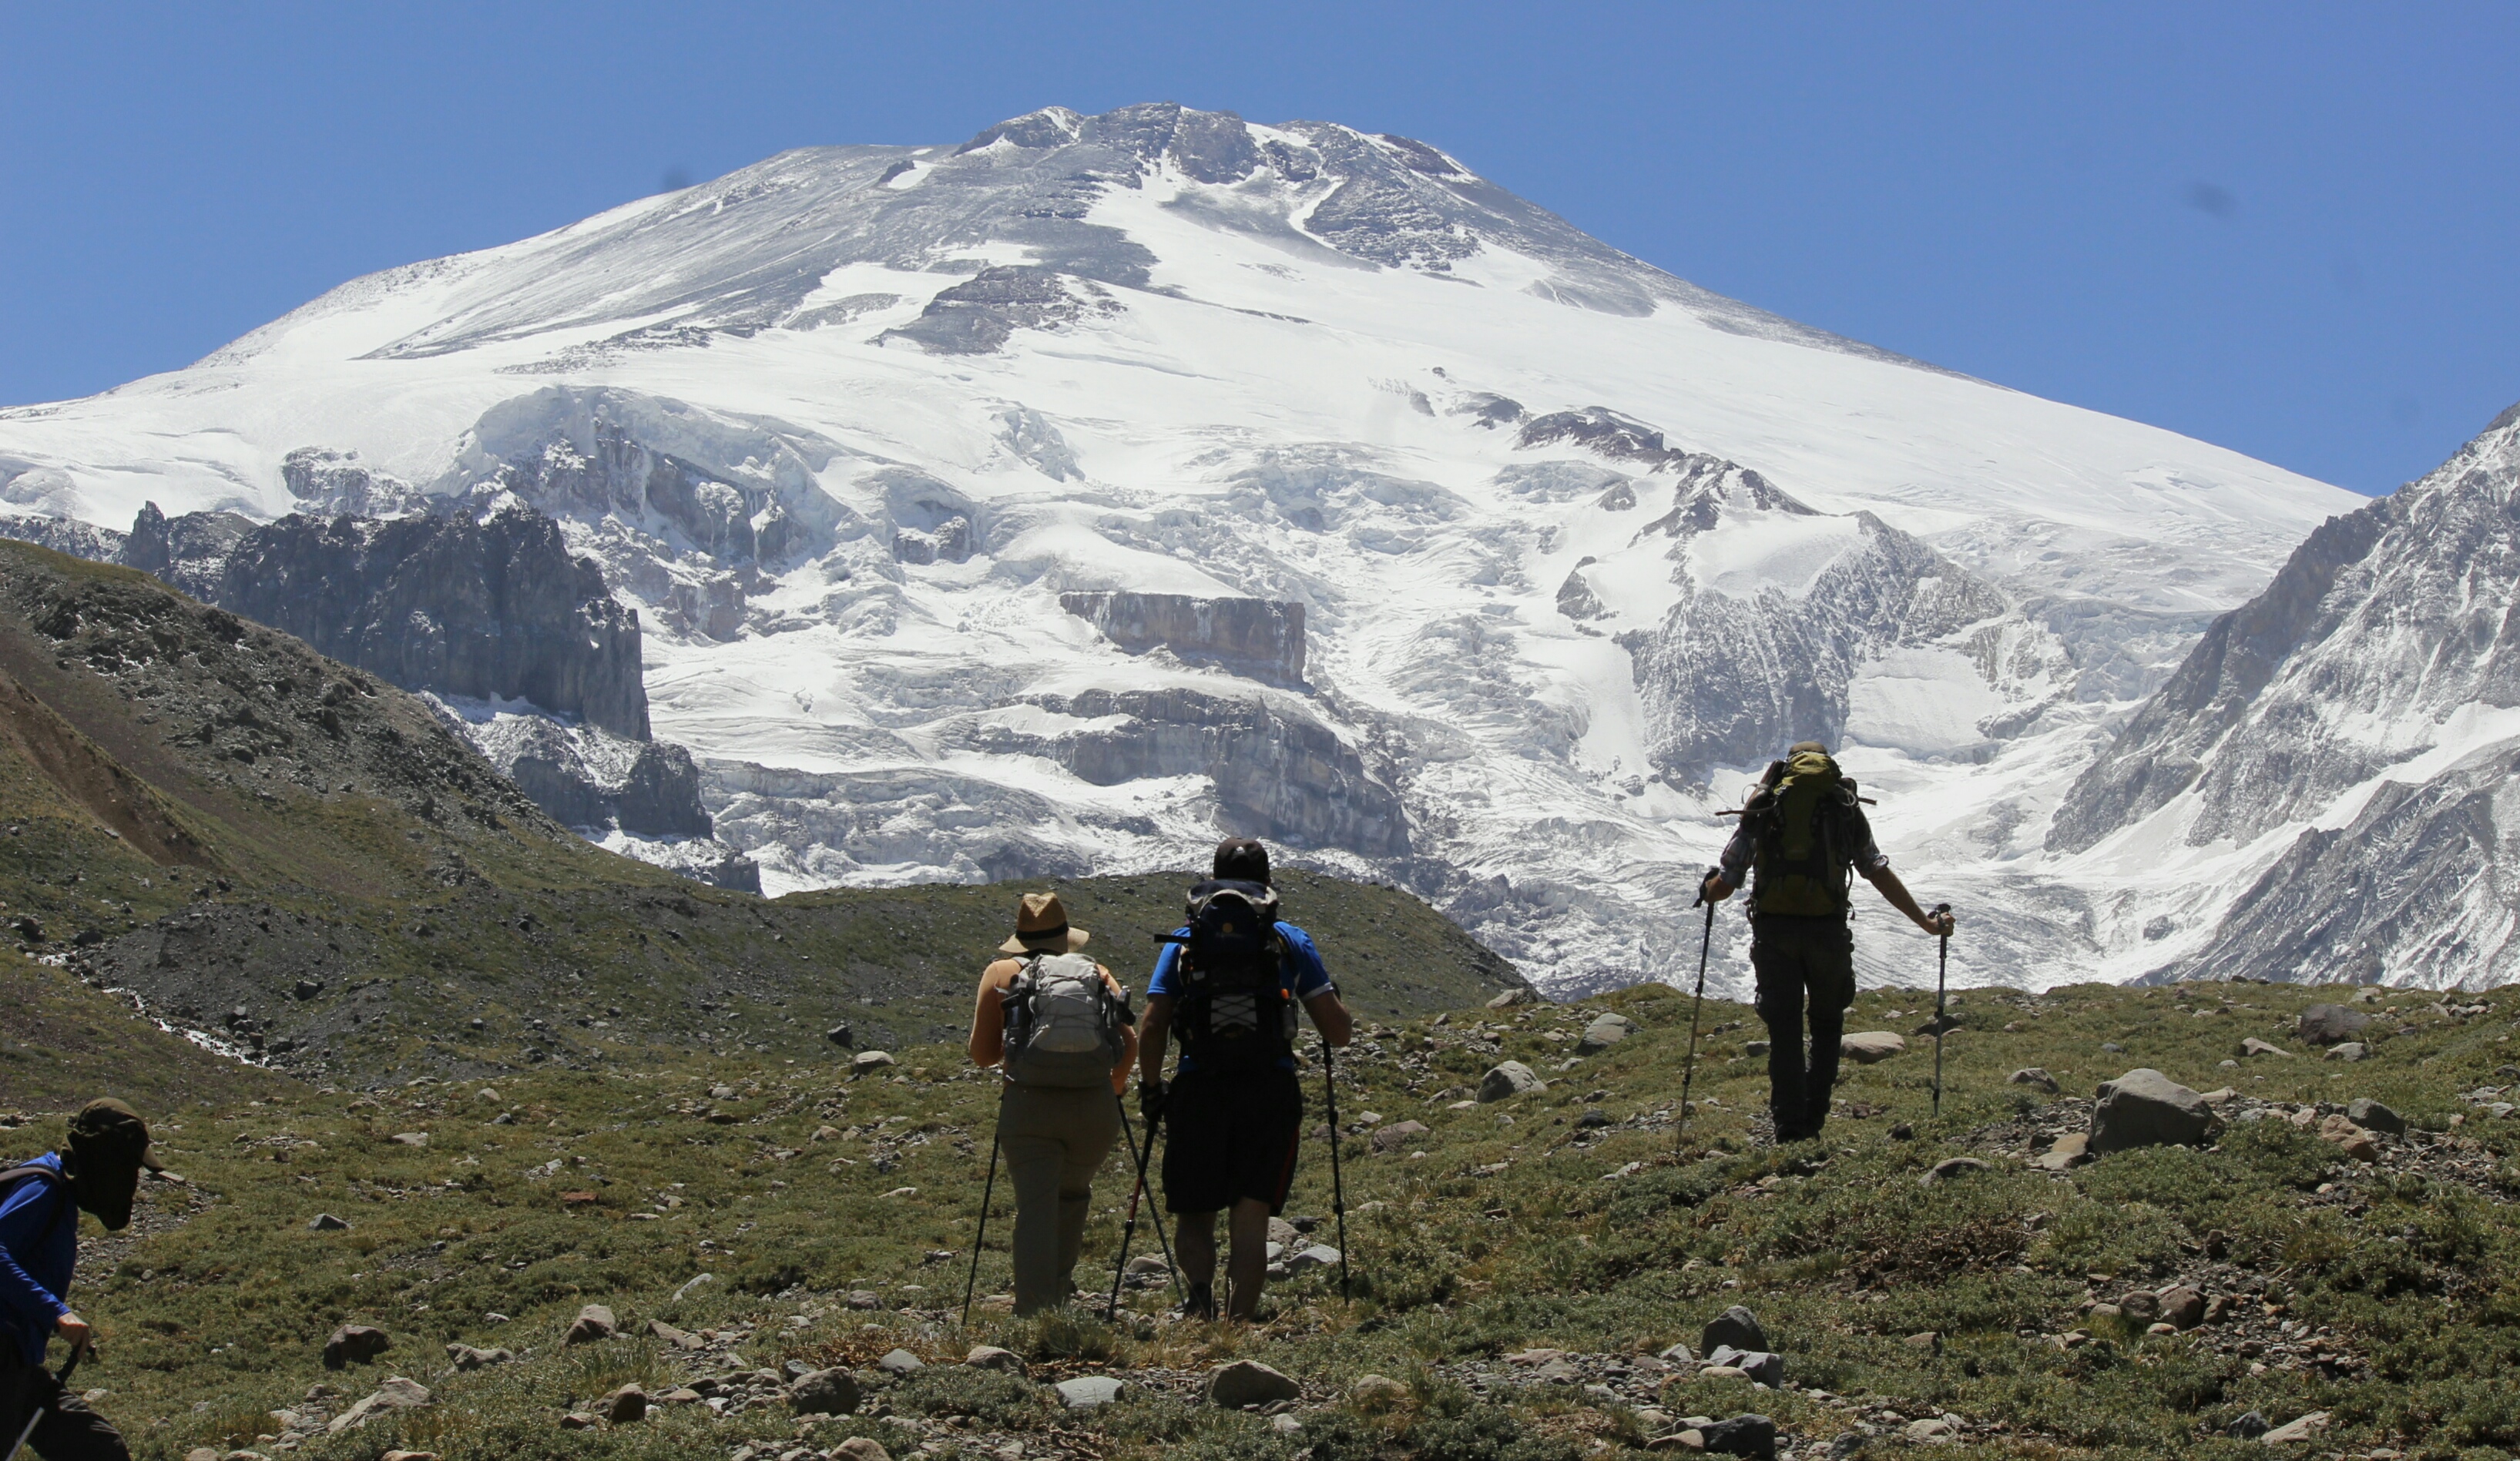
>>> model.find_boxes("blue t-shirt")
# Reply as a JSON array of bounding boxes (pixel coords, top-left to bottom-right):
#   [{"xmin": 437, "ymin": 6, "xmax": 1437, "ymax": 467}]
[
  {"xmin": 0, "ymin": 1154, "xmax": 75, "ymax": 1368},
  {"xmin": 1149, "ymin": 920, "xmax": 1334, "ymax": 1074}
]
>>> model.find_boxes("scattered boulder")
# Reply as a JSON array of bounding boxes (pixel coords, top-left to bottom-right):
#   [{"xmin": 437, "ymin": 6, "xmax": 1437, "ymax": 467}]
[
  {"xmin": 1921, "ymin": 1157, "xmax": 1989, "ymax": 1185},
  {"xmin": 965, "ymin": 1345, "xmax": 1025, "ymax": 1376},
  {"xmin": 844, "ymin": 1290, "xmax": 884, "ymax": 1310},
  {"xmin": 1576, "ymin": 1013, "xmax": 1638, "ymax": 1055},
  {"xmin": 1287, "ymin": 1244, "xmax": 1343, "ymax": 1274},
  {"xmin": 1657, "ymin": 1342, "xmax": 1695, "ymax": 1365},
  {"xmin": 644, "ymin": 1319, "xmax": 703, "ymax": 1350},
  {"xmin": 2159, "ymin": 1286, "xmax": 2206, "ymax": 1330},
  {"xmin": 1349, "ymin": 1374, "xmax": 1411, "ymax": 1411},
  {"xmin": 834, "ymin": 1441, "xmax": 892, "ymax": 1461},
  {"xmin": 1701, "ymin": 1305, "xmax": 1769, "ymax": 1355},
  {"xmin": 1700, "ymin": 1412, "xmax": 1780, "ymax": 1458},
  {"xmin": 1371, "ymin": 1121, "xmax": 1430, "ymax": 1154},
  {"xmin": 1705, "ymin": 1346, "xmax": 1783, "ymax": 1386},
  {"xmin": 876, "ymin": 1348, "xmax": 924, "ymax": 1376},
  {"xmin": 1056, "ymin": 1376, "xmax": 1126, "ymax": 1410},
  {"xmin": 1488, "ymin": 987, "xmax": 1537, "ymax": 1008},
  {"xmin": 444, "ymin": 1344, "xmax": 514, "ymax": 1370},
  {"xmin": 2325, "ymin": 1042, "xmax": 2367, "ymax": 1062},
  {"xmin": 2008, "ymin": 1067, "xmax": 2060, "ymax": 1093},
  {"xmin": 326, "ymin": 1377, "xmax": 431, "ymax": 1433},
  {"xmin": 2034, "ymin": 1133, "xmax": 2092, "ymax": 1171},
  {"xmin": 852, "ymin": 1050, "xmax": 898, "ymax": 1075},
  {"xmin": 1743, "ymin": 1040, "xmax": 1770, "ymax": 1057},
  {"xmin": 2239, "ymin": 1037, "xmax": 2292, "ymax": 1059},
  {"xmin": 1840, "ymin": 1031, "xmax": 1905, "ymax": 1064},
  {"xmin": 2116, "ymin": 1290, "xmax": 2161, "ymax": 1322},
  {"xmin": 825, "ymin": 1024, "xmax": 854, "ymax": 1047},
  {"xmin": 2296, "ymin": 1004, "xmax": 2371, "ymax": 1045},
  {"xmin": 1904, "ymin": 1416, "xmax": 1958, "ymax": 1444},
  {"xmin": 308, "ymin": 1213, "xmax": 351, "ymax": 1232},
  {"xmin": 2089, "ymin": 1069, "xmax": 2216, "ymax": 1154},
  {"xmin": 1903, "ymin": 1332, "xmax": 1941, "ymax": 1352},
  {"xmin": 1478, "ymin": 1061, "xmax": 1544, "ymax": 1103},
  {"xmin": 2346, "ymin": 1097, "xmax": 2404, "ymax": 1134},
  {"xmin": 388, "ymin": 1131, "xmax": 430, "ymax": 1147},
  {"xmin": 321, "ymin": 1325, "xmax": 390, "ymax": 1369},
  {"xmin": 2260, "ymin": 1410, "xmax": 2330, "ymax": 1445},
  {"xmin": 2226, "ymin": 1411, "xmax": 2270, "ymax": 1439},
  {"xmin": 787, "ymin": 1368, "xmax": 863, "ymax": 1416},
  {"xmin": 564, "ymin": 1304, "xmax": 616, "ymax": 1345},
  {"xmin": 1209, "ymin": 1359, "xmax": 1301, "ymax": 1408},
  {"xmin": 2317, "ymin": 1114, "xmax": 2380, "ymax": 1161},
  {"xmin": 602, "ymin": 1384, "xmax": 647, "ymax": 1424}
]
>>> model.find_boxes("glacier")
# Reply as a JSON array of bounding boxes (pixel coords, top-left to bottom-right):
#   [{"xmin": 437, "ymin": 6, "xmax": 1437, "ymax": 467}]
[{"xmin": 0, "ymin": 102, "xmax": 2372, "ymax": 997}]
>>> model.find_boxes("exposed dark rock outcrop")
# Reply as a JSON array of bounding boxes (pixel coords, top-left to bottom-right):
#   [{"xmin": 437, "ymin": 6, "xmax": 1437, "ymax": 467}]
[
  {"xmin": 1060, "ymin": 591, "xmax": 1306, "ymax": 684},
  {"xmin": 0, "ymin": 513, "xmax": 126, "ymax": 564},
  {"xmin": 173, "ymin": 507, "xmax": 651, "ymax": 740},
  {"xmin": 1036, "ymin": 687, "xmax": 1406, "ymax": 856}
]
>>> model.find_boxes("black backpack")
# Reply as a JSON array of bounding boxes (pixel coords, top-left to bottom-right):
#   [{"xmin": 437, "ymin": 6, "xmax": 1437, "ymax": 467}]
[{"xmin": 1164, "ymin": 880, "xmax": 1297, "ymax": 1074}]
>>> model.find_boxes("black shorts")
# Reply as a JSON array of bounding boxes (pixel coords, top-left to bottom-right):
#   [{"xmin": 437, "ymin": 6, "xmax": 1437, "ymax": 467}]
[{"xmin": 1161, "ymin": 1067, "xmax": 1304, "ymax": 1216}]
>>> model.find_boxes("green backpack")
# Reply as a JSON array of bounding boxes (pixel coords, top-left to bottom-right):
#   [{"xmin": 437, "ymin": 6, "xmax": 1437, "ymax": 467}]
[{"xmin": 1747, "ymin": 749, "xmax": 1861, "ymax": 918}]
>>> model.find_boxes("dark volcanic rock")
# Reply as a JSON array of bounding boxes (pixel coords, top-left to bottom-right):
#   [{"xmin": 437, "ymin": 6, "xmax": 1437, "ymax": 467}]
[
  {"xmin": 1059, "ymin": 591, "xmax": 1306, "ymax": 684},
  {"xmin": 133, "ymin": 504, "xmax": 649, "ymax": 739}
]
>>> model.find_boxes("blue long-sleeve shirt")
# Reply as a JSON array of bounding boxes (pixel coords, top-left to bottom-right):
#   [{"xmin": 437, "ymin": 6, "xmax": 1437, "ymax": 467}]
[{"xmin": 0, "ymin": 1154, "xmax": 75, "ymax": 1368}]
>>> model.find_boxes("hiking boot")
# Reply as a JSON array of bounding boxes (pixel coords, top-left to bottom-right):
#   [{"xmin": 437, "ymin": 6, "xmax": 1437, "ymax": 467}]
[{"xmin": 1183, "ymin": 1282, "xmax": 1216, "ymax": 1322}]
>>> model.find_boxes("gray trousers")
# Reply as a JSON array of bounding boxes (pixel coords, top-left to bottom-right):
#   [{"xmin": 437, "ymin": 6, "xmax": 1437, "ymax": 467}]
[{"xmin": 995, "ymin": 1083, "xmax": 1122, "ymax": 1315}]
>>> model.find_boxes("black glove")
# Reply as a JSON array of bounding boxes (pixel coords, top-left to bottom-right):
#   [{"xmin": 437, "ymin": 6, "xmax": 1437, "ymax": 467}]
[{"xmin": 1139, "ymin": 1077, "xmax": 1167, "ymax": 1124}]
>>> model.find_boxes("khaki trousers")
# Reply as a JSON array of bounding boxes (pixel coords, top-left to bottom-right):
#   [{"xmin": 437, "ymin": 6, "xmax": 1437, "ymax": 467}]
[{"xmin": 995, "ymin": 1082, "xmax": 1122, "ymax": 1315}]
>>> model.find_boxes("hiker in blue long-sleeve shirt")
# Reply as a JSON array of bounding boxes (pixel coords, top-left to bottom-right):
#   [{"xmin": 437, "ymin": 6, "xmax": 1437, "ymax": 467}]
[{"xmin": 1, "ymin": 1098, "xmax": 168, "ymax": 1461}]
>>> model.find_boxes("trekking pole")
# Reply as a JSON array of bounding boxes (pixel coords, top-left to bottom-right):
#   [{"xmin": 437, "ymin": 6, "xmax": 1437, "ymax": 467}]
[
  {"xmin": 3, "ymin": 1344, "xmax": 80, "ymax": 1461},
  {"xmin": 1106, "ymin": 1094, "xmax": 1184, "ymax": 1319},
  {"xmin": 1320, "ymin": 1036, "xmax": 1351, "ymax": 1298},
  {"xmin": 961, "ymin": 1090, "xmax": 1006, "ymax": 1329},
  {"xmin": 1676, "ymin": 872, "xmax": 1717, "ymax": 1148},
  {"xmin": 1930, "ymin": 903, "xmax": 1952, "ymax": 1118}
]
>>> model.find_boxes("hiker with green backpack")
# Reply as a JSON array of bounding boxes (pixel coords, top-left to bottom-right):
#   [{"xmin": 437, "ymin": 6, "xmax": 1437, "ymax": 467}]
[
  {"xmin": 1, "ymin": 1099, "xmax": 173, "ymax": 1461},
  {"xmin": 967, "ymin": 891, "xmax": 1140, "ymax": 1315},
  {"xmin": 1139, "ymin": 838, "xmax": 1353, "ymax": 1322},
  {"xmin": 1700, "ymin": 742, "xmax": 1954, "ymax": 1143}
]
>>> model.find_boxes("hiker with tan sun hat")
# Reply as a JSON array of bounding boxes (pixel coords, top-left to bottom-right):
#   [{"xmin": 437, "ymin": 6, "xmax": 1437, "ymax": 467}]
[{"xmin": 965, "ymin": 890, "xmax": 1139, "ymax": 1315}]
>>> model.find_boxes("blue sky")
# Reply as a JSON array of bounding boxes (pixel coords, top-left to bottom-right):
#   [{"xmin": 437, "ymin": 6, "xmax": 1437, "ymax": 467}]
[{"xmin": 3, "ymin": 3, "xmax": 2513, "ymax": 494}]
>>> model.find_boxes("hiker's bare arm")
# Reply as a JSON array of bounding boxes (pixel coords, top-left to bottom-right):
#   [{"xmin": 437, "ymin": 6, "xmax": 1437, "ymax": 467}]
[
  {"xmin": 1105, "ymin": 967, "xmax": 1140, "ymax": 1091},
  {"xmin": 1861, "ymin": 864, "xmax": 1955, "ymax": 936},
  {"xmin": 967, "ymin": 961, "xmax": 1012, "ymax": 1067},
  {"xmin": 1703, "ymin": 873, "xmax": 1735, "ymax": 903},
  {"xmin": 1139, "ymin": 993, "xmax": 1174, "ymax": 1086},
  {"xmin": 1305, "ymin": 990, "xmax": 1353, "ymax": 1047}
]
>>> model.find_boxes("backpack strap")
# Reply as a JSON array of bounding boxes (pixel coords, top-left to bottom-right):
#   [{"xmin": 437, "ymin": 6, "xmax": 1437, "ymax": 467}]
[{"xmin": 0, "ymin": 1164, "xmax": 72, "ymax": 1250}]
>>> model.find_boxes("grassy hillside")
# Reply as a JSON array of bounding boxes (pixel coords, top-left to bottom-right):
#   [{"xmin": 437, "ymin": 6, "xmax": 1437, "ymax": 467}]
[
  {"xmin": 0, "ymin": 538, "xmax": 1524, "ymax": 1091},
  {"xmin": 15, "ymin": 973, "xmax": 2518, "ymax": 1461}
]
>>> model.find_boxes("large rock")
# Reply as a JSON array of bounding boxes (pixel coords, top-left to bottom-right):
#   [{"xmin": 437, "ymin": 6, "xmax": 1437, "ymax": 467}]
[
  {"xmin": 1478, "ymin": 1061, "xmax": 1544, "ymax": 1103},
  {"xmin": 1700, "ymin": 1305, "xmax": 1769, "ymax": 1355},
  {"xmin": 1840, "ymin": 1031, "xmax": 1905, "ymax": 1064},
  {"xmin": 1208, "ymin": 1359, "xmax": 1302, "ymax": 1408},
  {"xmin": 1704, "ymin": 1345, "xmax": 1783, "ymax": 1386},
  {"xmin": 2088, "ymin": 1069, "xmax": 2216, "ymax": 1154},
  {"xmin": 321, "ymin": 1324, "xmax": 391, "ymax": 1369},
  {"xmin": 1575, "ymin": 1013, "xmax": 1638, "ymax": 1055},
  {"xmin": 787, "ymin": 1368, "xmax": 863, "ymax": 1416},
  {"xmin": 1055, "ymin": 1376, "xmax": 1126, "ymax": 1410},
  {"xmin": 965, "ymin": 1345, "xmax": 1026, "ymax": 1376},
  {"xmin": 564, "ymin": 1304, "xmax": 617, "ymax": 1345},
  {"xmin": 326, "ymin": 1376, "xmax": 431, "ymax": 1433},
  {"xmin": 2345, "ymin": 1097, "xmax": 2405, "ymax": 1134},
  {"xmin": 1700, "ymin": 1413, "xmax": 1780, "ymax": 1459},
  {"xmin": 1370, "ymin": 1120, "xmax": 1430, "ymax": 1153},
  {"xmin": 2296, "ymin": 1004, "xmax": 2371, "ymax": 1045}
]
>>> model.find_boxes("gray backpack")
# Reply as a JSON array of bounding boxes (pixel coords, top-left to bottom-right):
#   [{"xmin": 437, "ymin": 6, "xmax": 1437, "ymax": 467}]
[{"xmin": 1002, "ymin": 953, "xmax": 1129, "ymax": 1087}]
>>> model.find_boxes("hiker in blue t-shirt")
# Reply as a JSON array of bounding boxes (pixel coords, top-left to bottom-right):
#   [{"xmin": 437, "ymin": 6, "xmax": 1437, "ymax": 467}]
[
  {"xmin": 2, "ymin": 1098, "xmax": 169, "ymax": 1461},
  {"xmin": 1138, "ymin": 838, "xmax": 1351, "ymax": 1322}
]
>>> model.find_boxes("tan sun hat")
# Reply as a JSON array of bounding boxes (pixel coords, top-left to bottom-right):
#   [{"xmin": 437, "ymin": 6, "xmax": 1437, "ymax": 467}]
[{"xmin": 998, "ymin": 891, "xmax": 1090, "ymax": 955}]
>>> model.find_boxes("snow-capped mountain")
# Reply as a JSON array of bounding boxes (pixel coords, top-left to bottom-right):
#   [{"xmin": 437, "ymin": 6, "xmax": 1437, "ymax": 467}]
[
  {"xmin": 2053, "ymin": 403, "xmax": 2520, "ymax": 990},
  {"xmin": 0, "ymin": 102, "xmax": 2367, "ymax": 995}
]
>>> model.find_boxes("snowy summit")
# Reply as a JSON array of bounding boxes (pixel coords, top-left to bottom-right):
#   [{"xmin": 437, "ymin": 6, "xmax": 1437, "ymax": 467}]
[{"xmin": 0, "ymin": 102, "xmax": 2365, "ymax": 994}]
